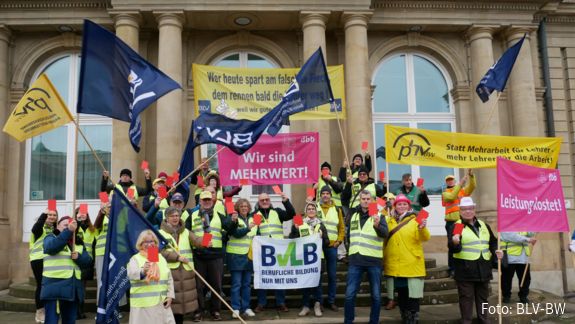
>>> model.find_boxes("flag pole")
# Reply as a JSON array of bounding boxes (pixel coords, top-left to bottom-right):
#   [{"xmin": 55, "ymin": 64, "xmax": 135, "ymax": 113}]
[
  {"xmin": 497, "ymin": 232, "xmax": 502, "ymax": 324},
  {"xmin": 520, "ymin": 234, "xmax": 537, "ymax": 288},
  {"xmin": 71, "ymin": 114, "xmax": 80, "ymax": 248},
  {"xmin": 479, "ymin": 92, "xmax": 502, "ymax": 134},
  {"xmin": 169, "ymin": 146, "xmax": 226, "ymax": 194},
  {"xmin": 331, "ymin": 102, "xmax": 352, "ymax": 174},
  {"xmin": 71, "ymin": 118, "xmax": 107, "ymax": 173}
]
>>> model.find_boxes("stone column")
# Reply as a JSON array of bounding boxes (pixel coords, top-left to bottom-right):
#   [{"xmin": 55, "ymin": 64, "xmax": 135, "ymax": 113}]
[
  {"xmin": 155, "ymin": 12, "xmax": 184, "ymax": 173},
  {"xmin": 466, "ymin": 25, "xmax": 500, "ymax": 215},
  {"xmin": 342, "ymin": 12, "xmax": 373, "ymax": 164},
  {"xmin": 506, "ymin": 26, "xmax": 539, "ymax": 136},
  {"xmin": 0, "ymin": 25, "xmax": 11, "ymax": 288},
  {"xmin": 113, "ymin": 13, "xmax": 141, "ymax": 179},
  {"xmin": 301, "ymin": 12, "xmax": 331, "ymax": 165}
]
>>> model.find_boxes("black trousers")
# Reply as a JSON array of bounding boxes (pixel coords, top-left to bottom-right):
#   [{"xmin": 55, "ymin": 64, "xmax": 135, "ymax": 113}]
[
  {"xmin": 445, "ymin": 221, "xmax": 455, "ymax": 271},
  {"xmin": 194, "ymin": 257, "xmax": 223, "ymax": 313},
  {"xmin": 174, "ymin": 313, "xmax": 184, "ymax": 324},
  {"xmin": 396, "ymin": 286, "xmax": 420, "ymax": 313},
  {"xmin": 501, "ymin": 263, "xmax": 530, "ymax": 299},
  {"xmin": 456, "ymin": 280, "xmax": 490, "ymax": 324},
  {"xmin": 30, "ymin": 259, "xmax": 43, "ymax": 309}
]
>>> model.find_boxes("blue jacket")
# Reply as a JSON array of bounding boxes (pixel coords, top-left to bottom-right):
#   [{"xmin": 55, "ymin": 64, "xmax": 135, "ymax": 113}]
[{"xmin": 41, "ymin": 228, "xmax": 92, "ymax": 302}]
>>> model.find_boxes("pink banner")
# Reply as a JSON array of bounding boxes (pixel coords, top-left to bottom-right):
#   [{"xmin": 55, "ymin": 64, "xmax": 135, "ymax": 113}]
[
  {"xmin": 217, "ymin": 132, "xmax": 319, "ymax": 186},
  {"xmin": 497, "ymin": 157, "xmax": 569, "ymax": 232}
]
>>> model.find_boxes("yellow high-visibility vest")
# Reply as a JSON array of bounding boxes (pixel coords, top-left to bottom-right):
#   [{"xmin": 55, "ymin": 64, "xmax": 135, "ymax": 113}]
[
  {"xmin": 226, "ymin": 216, "xmax": 257, "ymax": 255},
  {"xmin": 29, "ymin": 225, "xmax": 52, "ymax": 261},
  {"xmin": 453, "ymin": 219, "xmax": 492, "ymax": 261},
  {"xmin": 190, "ymin": 210, "xmax": 223, "ymax": 248},
  {"xmin": 110, "ymin": 183, "xmax": 139, "ymax": 200},
  {"xmin": 129, "ymin": 253, "xmax": 170, "ymax": 308},
  {"xmin": 159, "ymin": 229, "xmax": 195, "ymax": 271},
  {"xmin": 349, "ymin": 212, "xmax": 383, "ymax": 258},
  {"xmin": 316, "ymin": 176, "xmax": 341, "ymax": 207},
  {"xmin": 95, "ymin": 217, "xmax": 109, "ymax": 257},
  {"xmin": 256, "ymin": 210, "xmax": 284, "ymax": 239},
  {"xmin": 502, "ymin": 232, "xmax": 531, "ymax": 256},
  {"xmin": 317, "ymin": 205, "xmax": 340, "ymax": 241},
  {"xmin": 351, "ymin": 183, "xmax": 377, "ymax": 208},
  {"xmin": 43, "ymin": 243, "xmax": 83, "ymax": 280},
  {"xmin": 77, "ymin": 226, "xmax": 97, "ymax": 259}
]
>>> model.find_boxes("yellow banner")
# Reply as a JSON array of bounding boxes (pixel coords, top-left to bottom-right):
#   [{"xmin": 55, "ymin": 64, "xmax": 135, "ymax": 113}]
[
  {"xmin": 3, "ymin": 74, "xmax": 73, "ymax": 141},
  {"xmin": 385, "ymin": 125, "xmax": 561, "ymax": 169},
  {"xmin": 192, "ymin": 64, "xmax": 346, "ymax": 120}
]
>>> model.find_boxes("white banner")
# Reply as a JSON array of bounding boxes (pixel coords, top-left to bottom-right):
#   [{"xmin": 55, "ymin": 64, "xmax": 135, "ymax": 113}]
[{"xmin": 252, "ymin": 235, "xmax": 322, "ymax": 290}]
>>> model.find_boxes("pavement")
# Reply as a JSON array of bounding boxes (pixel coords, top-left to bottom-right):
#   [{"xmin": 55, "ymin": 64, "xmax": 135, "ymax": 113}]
[{"xmin": 2, "ymin": 291, "xmax": 575, "ymax": 323}]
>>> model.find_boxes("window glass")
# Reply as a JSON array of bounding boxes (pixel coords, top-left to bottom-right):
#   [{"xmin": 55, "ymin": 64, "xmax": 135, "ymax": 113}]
[
  {"xmin": 42, "ymin": 56, "xmax": 71, "ymax": 103},
  {"xmin": 414, "ymin": 56, "xmax": 450, "ymax": 113},
  {"xmin": 76, "ymin": 125, "xmax": 112, "ymax": 199},
  {"xmin": 373, "ymin": 55, "xmax": 408, "ymax": 113},
  {"xmin": 247, "ymin": 54, "xmax": 274, "ymax": 68},
  {"xmin": 30, "ymin": 128, "xmax": 67, "ymax": 200},
  {"xmin": 374, "ymin": 122, "xmax": 410, "ymax": 194},
  {"xmin": 216, "ymin": 54, "xmax": 240, "ymax": 68},
  {"xmin": 418, "ymin": 123, "xmax": 453, "ymax": 195}
]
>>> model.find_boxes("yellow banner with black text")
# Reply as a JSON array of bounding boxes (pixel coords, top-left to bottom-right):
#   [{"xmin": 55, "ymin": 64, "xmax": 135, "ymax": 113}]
[{"xmin": 384, "ymin": 125, "xmax": 560, "ymax": 169}]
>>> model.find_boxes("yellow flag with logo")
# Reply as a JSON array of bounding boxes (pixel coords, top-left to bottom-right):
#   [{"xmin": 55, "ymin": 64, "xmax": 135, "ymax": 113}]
[{"xmin": 3, "ymin": 74, "xmax": 73, "ymax": 141}]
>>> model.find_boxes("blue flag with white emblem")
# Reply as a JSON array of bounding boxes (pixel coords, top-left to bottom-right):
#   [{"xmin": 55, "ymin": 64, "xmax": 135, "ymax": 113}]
[
  {"xmin": 191, "ymin": 47, "xmax": 333, "ymax": 155},
  {"xmin": 77, "ymin": 20, "xmax": 181, "ymax": 152},
  {"xmin": 96, "ymin": 188, "xmax": 169, "ymax": 324},
  {"xmin": 476, "ymin": 35, "xmax": 525, "ymax": 103}
]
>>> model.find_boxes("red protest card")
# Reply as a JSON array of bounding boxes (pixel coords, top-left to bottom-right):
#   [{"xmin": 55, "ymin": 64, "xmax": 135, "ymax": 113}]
[
  {"xmin": 197, "ymin": 176, "xmax": 205, "ymax": 188},
  {"xmin": 126, "ymin": 188, "xmax": 135, "ymax": 199},
  {"xmin": 272, "ymin": 185, "xmax": 282, "ymax": 195},
  {"xmin": 225, "ymin": 197, "xmax": 232, "ymax": 204},
  {"xmin": 140, "ymin": 160, "xmax": 149, "ymax": 170},
  {"xmin": 453, "ymin": 223, "xmax": 465, "ymax": 236},
  {"xmin": 253, "ymin": 213, "xmax": 262, "ymax": 225},
  {"xmin": 48, "ymin": 199, "xmax": 57, "ymax": 211},
  {"xmin": 99, "ymin": 192, "xmax": 109, "ymax": 203},
  {"xmin": 368, "ymin": 202, "xmax": 378, "ymax": 216},
  {"xmin": 157, "ymin": 186, "xmax": 168, "ymax": 199},
  {"xmin": 307, "ymin": 187, "xmax": 315, "ymax": 198},
  {"xmin": 165, "ymin": 176, "xmax": 174, "ymax": 187},
  {"xmin": 361, "ymin": 141, "xmax": 368, "ymax": 151},
  {"xmin": 172, "ymin": 172, "xmax": 179, "ymax": 182},
  {"xmin": 417, "ymin": 178, "xmax": 424, "ymax": 187},
  {"xmin": 239, "ymin": 179, "xmax": 249, "ymax": 186},
  {"xmin": 202, "ymin": 233, "xmax": 213, "ymax": 247},
  {"xmin": 379, "ymin": 171, "xmax": 385, "ymax": 182},
  {"xmin": 321, "ymin": 169, "xmax": 330, "ymax": 178},
  {"xmin": 226, "ymin": 201, "xmax": 235, "ymax": 214},
  {"xmin": 79, "ymin": 203, "xmax": 88, "ymax": 214},
  {"xmin": 416, "ymin": 209, "xmax": 429, "ymax": 224},
  {"xmin": 147, "ymin": 246, "xmax": 159, "ymax": 262},
  {"xmin": 376, "ymin": 197, "xmax": 386, "ymax": 207},
  {"xmin": 293, "ymin": 214, "xmax": 303, "ymax": 226}
]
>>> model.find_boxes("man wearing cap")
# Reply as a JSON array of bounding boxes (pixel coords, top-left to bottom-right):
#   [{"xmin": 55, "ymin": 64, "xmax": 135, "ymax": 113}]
[
  {"xmin": 146, "ymin": 192, "xmax": 193, "ymax": 228},
  {"xmin": 342, "ymin": 165, "xmax": 386, "ymax": 210},
  {"xmin": 189, "ymin": 189, "xmax": 234, "ymax": 321},
  {"xmin": 143, "ymin": 178, "xmax": 170, "ymax": 213},
  {"xmin": 317, "ymin": 185, "xmax": 345, "ymax": 311},
  {"xmin": 338, "ymin": 153, "xmax": 372, "ymax": 182},
  {"xmin": 449, "ymin": 197, "xmax": 502, "ymax": 324},
  {"xmin": 395, "ymin": 173, "xmax": 429, "ymax": 213},
  {"xmin": 100, "ymin": 168, "xmax": 152, "ymax": 202},
  {"xmin": 442, "ymin": 169, "xmax": 476, "ymax": 277}
]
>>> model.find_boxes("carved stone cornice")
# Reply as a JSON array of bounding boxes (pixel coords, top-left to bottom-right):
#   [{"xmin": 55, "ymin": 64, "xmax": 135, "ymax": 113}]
[
  {"xmin": 300, "ymin": 11, "xmax": 330, "ymax": 29},
  {"xmin": 534, "ymin": 14, "xmax": 575, "ymax": 24},
  {"xmin": 341, "ymin": 12, "xmax": 373, "ymax": 29},
  {"xmin": 154, "ymin": 11, "xmax": 185, "ymax": 29},
  {"xmin": 0, "ymin": 0, "xmax": 109, "ymax": 10},
  {"xmin": 504, "ymin": 24, "xmax": 537, "ymax": 42},
  {"xmin": 0, "ymin": 25, "xmax": 12, "ymax": 44},
  {"xmin": 465, "ymin": 25, "xmax": 500, "ymax": 42},
  {"xmin": 372, "ymin": 1, "xmax": 544, "ymax": 12}
]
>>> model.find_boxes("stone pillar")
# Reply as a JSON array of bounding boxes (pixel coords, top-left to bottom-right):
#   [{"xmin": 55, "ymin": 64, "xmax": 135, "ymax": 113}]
[
  {"xmin": 0, "ymin": 25, "xmax": 11, "ymax": 288},
  {"xmin": 506, "ymin": 26, "xmax": 539, "ymax": 136},
  {"xmin": 466, "ymin": 25, "xmax": 500, "ymax": 215},
  {"xmin": 113, "ymin": 14, "xmax": 141, "ymax": 179},
  {"xmin": 301, "ymin": 12, "xmax": 331, "ymax": 165},
  {"xmin": 342, "ymin": 12, "xmax": 373, "ymax": 163},
  {"xmin": 155, "ymin": 12, "xmax": 184, "ymax": 173}
]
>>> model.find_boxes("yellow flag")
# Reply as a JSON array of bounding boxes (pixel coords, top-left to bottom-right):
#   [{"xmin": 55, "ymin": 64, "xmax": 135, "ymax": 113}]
[{"xmin": 2, "ymin": 74, "xmax": 73, "ymax": 141}]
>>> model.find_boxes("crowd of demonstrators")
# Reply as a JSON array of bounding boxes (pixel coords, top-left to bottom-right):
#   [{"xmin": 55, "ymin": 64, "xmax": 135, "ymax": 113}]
[{"xmin": 500, "ymin": 232, "xmax": 536, "ymax": 304}]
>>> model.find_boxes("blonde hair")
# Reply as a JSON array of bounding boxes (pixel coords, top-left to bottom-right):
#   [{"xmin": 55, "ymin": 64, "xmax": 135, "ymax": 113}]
[{"xmin": 135, "ymin": 230, "xmax": 159, "ymax": 250}]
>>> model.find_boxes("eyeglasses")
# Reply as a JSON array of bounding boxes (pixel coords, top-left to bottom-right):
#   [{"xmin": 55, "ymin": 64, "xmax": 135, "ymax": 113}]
[
  {"xmin": 142, "ymin": 240, "xmax": 156, "ymax": 245},
  {"xmin": 46, "ymin": 213, "xmax": 57, "ymax": 216},
  {"xmin": 259, "ymin": 198, "xmax": 270, "ymax": 202}
]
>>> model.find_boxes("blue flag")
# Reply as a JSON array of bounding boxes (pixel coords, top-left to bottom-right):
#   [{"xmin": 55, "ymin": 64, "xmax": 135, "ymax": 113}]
[
  {"xmin": 476, "ymin": 35, "xmax": 525, "ymax": 103},
  {"xmin": 77, "ymin": 20, "xmax": 181, "ymax": 152},
  {"xmin": 191, "ymin": 47, "xmax": 333, "ymax": 154},
  {"xmin": 175, "ymin": 125, "xmax": 195, "ymax": 203},
  {"xmin": 96, "ymin": 188, "xmax": 169, "ymax": 324}
]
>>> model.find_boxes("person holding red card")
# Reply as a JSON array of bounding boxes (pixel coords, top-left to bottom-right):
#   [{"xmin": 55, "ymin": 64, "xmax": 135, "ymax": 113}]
[
  {"xmin": 342, "ymin": 165, "xmax": 386, "ymax": 210},
  {"xmin": 101, "ymin": 168, "xmax": 153, "ymax": 204},
  {"xmin": 226, "ymin": 198, "xmax": 258, "ymax": 318},
  {"xmin": 383, "ymin": 194, "xmax": 430, "ymax": 322},
  {"xmin": 338, "ymin": 152, "xmax": 372, "ymax": 183},
  {"xmin": 449, "ymin": 197, "xmax": 503, "ymax": 324},
  {"xmin": 29, "ymin": 207, "xmax": 59, "ymax": 323},
  {"xmin": 289, "ymin": 202, "xmax": 329, "ymax": 317},
  {"xmin": 442, "ymin": 169, "xmax": 476, "ymax": 278},
  {"xmin": 143, "ymin": 178, "xmax": 171, "ymax": 213},
  {"xmin": 74, "ymin": 206, "xmax": 97, "ymax": 319},
  {"xmin": 158, "ymin": 207, "xmax": 199, "ymax": 324},
  {"xmin": 190, "ymin": 158, "xmax": 217, "ymax": 204},
  {"xmin": 253, "ymin": 192, "xmax": 296, "ymax": 313},
  {"xmin": 344, "ymin": 191, "xmax": 388, "ymax": 324},
  {"xmin": 127, "ymin": 230, "xmax": 175, "ymax": 324},
  {"xmin": 315, "ymin": 162, "xmax": 343, "ymax": 207},
  {"xmin": 395, "ymin": 173, "xmax": 429, "ymax": 213},
  {"xmin": 41, "ymin": 216, "xmax": 92, "ymax": 324}
]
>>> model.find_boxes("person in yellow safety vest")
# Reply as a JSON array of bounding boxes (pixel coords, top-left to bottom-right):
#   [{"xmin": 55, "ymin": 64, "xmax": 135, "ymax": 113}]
[
  {"xmin": 342, "ymin": 165, "xmax": 386, "ymax": 211},
  {"xmin": 442, "ymin": 169, "xmax": 476, "ymax": 278},
  {"xmin": 143, "ymin": 178, "xmax": 171, "ymax": 213},
  {"xmin": 383, "ymin": 194, "xmax": 430, "ymax": 324},
  {"xmin": 127, "ymin": 230, "xmax": 175, "ymax": 324},
  {"xmin": 338, "ymin": 153, "xmax": 373, "ymax": 182},
  {"xmin": 75, "ymin": 207, "xmax": 97, "ymax": 320},
  {"xmin": 146, "ymin": 192, "xmax": 191, "ymax": 228},
  {"xmin": 253, "ymin": 192, "xmax": 296, "ymax": 313},
  {"xmin": 315, "ymin": 162, "xmax": 343, "ymax": 207},
  {"xmin": 226, "ymin": 198, "xmax": 258, "ymax": 319},
  {"xmin": 100, "ymin": 168, "xmax": 153, "ymax": 204},
  {"xmin": 449, "ymin": 197, "xmax": 503, "ymax": 324},
  {"xmin": 500, "ymin": 232, "xmax": 536, "ymax": 304},
  {"xmin": 159, "ymin": 206, "xmax": 199, "ymax": 324},
  {"xmin": 317, "ymin": 185, "xmax": 345, "ymax": 311},
  {"xmin": 190, "ymin": 190, "xmax": 234, "ymax": 322},
  {"xmin": 41, "ymin": 216, "xmax": 92, "ymax": 324},
  {"xmin": 29, "ymin": 208, "xmax": 58, "ymax": 324},
  {"xmin": 289, "ymin": 202, "xmax": 329, "ymax": 317},
  {"xmin": 205, "ymin": 173, "xmax": 225, "ymax": 202},
  {"xmin": 190, "ymin": 157, "xmax": 215, "ymax": 205},
  {"xmin": 344, "ymin": 190, "xmax": 388, "ymax": 324}
]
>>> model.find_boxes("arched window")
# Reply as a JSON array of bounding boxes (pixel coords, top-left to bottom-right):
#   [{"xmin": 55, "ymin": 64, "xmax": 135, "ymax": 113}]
[
  {"xmin": 24, "ymin": 53, "xmax": 112, "ymax": 239},
  {"xmin": 372, "ymin": 53, "xmax": 455, "ymax": 234}
]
